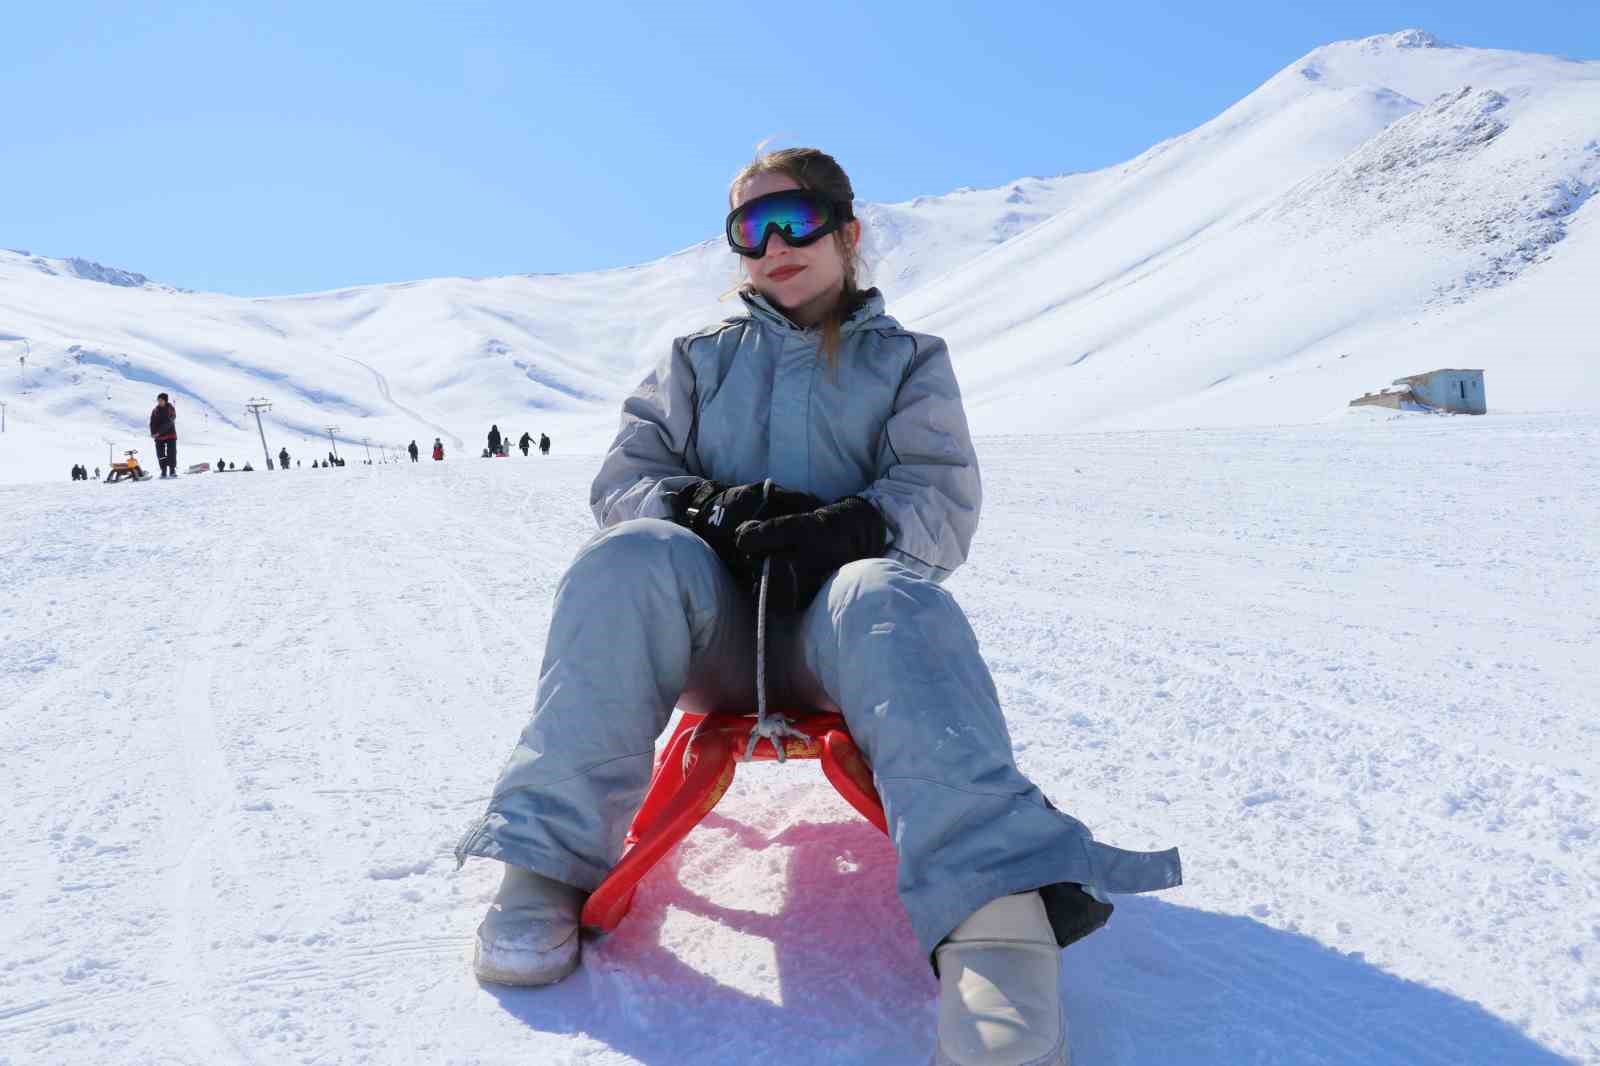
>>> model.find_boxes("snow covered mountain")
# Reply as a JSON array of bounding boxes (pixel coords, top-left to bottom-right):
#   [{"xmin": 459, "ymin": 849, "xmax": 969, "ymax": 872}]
[
  {"xmin": 0, "ymin": 176, "xmax": 1091, "ymax": 476},
  {"xmin": 2, "ymin": 29, "xmax": 1596, "ymax": 480},
  {"xmin": 908, "ymin": 30, "xmax": 1600, "ymax": 432}
]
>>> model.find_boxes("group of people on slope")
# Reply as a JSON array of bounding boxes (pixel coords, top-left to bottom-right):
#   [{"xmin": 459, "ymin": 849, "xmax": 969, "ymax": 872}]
[
  {"xmin": 96, "ymin": 393, "xmax": 462, "ymax": 478},
  {"xmin": 483, "ymin": 425, "xmax": 550, "ymax": 458}
]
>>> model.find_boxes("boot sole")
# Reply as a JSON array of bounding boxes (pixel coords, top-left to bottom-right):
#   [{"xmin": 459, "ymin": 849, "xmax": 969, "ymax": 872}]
[
  {"xmin": 471, "ymin": 931, "xmax": 580, "ymax": 987},
  {"xmin": 933, "ymin": 1012, "xmax": 1068, "ymax": 1065}
]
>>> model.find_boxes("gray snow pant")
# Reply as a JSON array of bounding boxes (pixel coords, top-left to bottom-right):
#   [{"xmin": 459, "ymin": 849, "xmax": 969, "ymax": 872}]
[{"xmin": 455, "ymin": 519, "xmax": 1181, "ymax": 957}]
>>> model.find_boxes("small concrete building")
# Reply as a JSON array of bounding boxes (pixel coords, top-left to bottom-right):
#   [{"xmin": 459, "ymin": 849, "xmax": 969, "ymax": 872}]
[{"xmin": 1350, "ymin": 368, "xmax": 1486, "ymax": 414}]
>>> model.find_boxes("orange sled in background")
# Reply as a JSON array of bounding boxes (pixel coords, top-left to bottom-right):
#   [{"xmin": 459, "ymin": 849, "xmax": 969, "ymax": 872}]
[{"xmin": 104, "ymin": 450, "xmax": 152, "ymax": 483}]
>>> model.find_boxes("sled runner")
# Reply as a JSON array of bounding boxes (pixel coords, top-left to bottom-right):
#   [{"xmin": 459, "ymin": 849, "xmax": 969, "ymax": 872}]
[{"xmin": 580, "ymin": 709, "xmax": 887, "ymax": 931}]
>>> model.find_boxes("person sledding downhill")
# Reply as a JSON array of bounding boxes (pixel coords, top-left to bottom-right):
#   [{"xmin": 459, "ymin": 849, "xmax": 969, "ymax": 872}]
[{"xmin": 455, "ymin": 148, "xmax": 1181, "ymax": 1066}]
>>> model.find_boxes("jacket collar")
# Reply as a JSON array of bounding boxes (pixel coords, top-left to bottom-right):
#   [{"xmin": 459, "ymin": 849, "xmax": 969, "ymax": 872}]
[{"xmin": 738, "ymin": 287, "xmax": 889, "ymax": 338}]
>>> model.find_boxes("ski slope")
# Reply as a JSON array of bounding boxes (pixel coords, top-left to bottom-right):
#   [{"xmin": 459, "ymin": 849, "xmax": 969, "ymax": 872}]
[{"xmin": 2, "ymin": 411, "xmax": 1596, "ymax": 1065}]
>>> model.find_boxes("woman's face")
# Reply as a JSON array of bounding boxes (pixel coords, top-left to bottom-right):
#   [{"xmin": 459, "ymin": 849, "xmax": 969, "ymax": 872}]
[{"xmin": 732, "ymin": 171, "xmax": 859, "ymax": 327}]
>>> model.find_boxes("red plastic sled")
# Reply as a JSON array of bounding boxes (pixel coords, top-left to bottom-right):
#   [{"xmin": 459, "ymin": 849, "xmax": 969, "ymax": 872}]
[{"xmin": 579, "ymin": 710, "xmax": 889, "ymax": 931}]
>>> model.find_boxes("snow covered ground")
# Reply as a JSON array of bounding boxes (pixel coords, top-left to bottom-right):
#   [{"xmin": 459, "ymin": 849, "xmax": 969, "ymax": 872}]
[{"xmin": 3, "ymin": 410, "xmax": 1596, "ymax": 1065}]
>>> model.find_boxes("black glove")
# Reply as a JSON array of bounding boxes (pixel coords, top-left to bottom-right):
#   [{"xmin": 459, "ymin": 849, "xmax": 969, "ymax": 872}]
[
  {"xmin": 734, "ymin": 496, "xmax": 888, "ymax": 614},
  {"xmin": 665, "ymin": 478, "xmax": 822, "ymax": 571}
]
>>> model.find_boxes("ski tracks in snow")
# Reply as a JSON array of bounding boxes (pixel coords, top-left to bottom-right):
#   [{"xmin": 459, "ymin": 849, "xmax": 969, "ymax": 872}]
[{"xmin": 330, "ymin": 349, "xmax": 463, "ymax": 452}]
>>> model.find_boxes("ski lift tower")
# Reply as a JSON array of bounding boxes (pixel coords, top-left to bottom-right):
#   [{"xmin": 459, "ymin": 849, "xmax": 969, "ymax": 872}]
[
  {"xmin": 325, "ymin": 425, "xmax": 341, "ymax": 461},
  {"xmin": 246, "ymin": 398, "xmax": 275, "ymax": 470},
  {"xmin": 362, "ymin": 436, "xmax": 372, "ymax": 464}
]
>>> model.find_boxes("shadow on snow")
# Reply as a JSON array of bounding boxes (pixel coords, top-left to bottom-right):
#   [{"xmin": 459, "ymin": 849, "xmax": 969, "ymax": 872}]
[{"xmin": 482, "ymin": 814, "xmax": 1568, "ymax": 1065}]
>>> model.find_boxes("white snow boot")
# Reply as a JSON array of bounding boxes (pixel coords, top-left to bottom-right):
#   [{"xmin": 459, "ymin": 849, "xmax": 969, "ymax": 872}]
[
  {"xmin": 933, "ymin": 891, "xmax": 1067, "ymax": 1066},
  {"xmin": 471, "ymin": 863, "xmax": 584, "ymax": 986}
]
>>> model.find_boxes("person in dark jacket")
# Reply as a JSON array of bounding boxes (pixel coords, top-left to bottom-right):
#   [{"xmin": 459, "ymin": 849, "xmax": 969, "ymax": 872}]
[
  {"xmin": 538, "ymin": 432, "xmax": 550, "ymax": 456},
  {"xmin": 519, "ymin": 431, "xmax": 532, "ymax": 457},
  {"xmin": 279, "ymin": 447, "xmax": 290, "ymax": 470},
  {"xmin": 408, "ymin": 440, "xmax": 419, "ymax": 462},
  {"xmin": 488, "ymin": 425, "xmax": 503, "ymax": 457},
  {"xmin": 432, "ymin": 438, "xmax": 445, "ymax": 461},
  {"xmin": 149, "ymin": 393, "xmax": 178, "ymax": 477}
]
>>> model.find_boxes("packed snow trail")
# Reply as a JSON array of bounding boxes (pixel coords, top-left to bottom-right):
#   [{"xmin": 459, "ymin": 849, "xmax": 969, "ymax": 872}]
[
  {"xmin": 326, "ymin": 347, "xmax": 464, "ymax": 452},
  {"xmin": 1, "ymin": 414, "xmax": 1595, "ymax": 1065}
]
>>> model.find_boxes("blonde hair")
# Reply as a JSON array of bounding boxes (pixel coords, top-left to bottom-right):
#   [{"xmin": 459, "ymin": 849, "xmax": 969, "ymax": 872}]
[{"xmin": 729, "ymin": 146, "xmax": 866, "ymax": 364}]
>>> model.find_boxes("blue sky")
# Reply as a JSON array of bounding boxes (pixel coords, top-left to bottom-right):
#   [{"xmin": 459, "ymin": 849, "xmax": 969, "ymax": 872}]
[{"xmin": 2, "ymin": 1, "xmax": 1595, "ymax": 296}]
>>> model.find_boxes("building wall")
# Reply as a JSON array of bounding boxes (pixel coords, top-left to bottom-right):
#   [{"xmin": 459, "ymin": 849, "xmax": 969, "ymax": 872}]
[{"xmin": 1402, "ymin": 370, "xmax": 1487, "ymax": 414}]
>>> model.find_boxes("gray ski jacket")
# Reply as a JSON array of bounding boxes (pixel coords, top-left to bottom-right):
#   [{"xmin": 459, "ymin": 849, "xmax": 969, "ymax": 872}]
[{"xmin": 590, "ymin": 288, "xmax": 981, "ymax": 581}]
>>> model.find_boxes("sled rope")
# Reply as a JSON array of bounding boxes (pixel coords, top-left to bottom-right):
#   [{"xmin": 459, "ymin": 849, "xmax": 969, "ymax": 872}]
[{"xmin": 744, "ymin": 490, "xmax": 807, "ymax": 763}]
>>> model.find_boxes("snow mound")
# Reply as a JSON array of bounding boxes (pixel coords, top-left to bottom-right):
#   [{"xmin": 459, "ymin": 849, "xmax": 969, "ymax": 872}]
[
  {"xmin": 63, "ymin": 257, "xmax": 155, "ymax": 289},
  {"xmin": 1367, "ymin": 28, "xmax": 1447, "ymax": 51},
  {"xmin": 1272, "ymin": 84, "xmax": 1599, "ymax": 302},
  {"xmin": 17, "ymin": 251, "xmax": 161, "ymax": 289}
]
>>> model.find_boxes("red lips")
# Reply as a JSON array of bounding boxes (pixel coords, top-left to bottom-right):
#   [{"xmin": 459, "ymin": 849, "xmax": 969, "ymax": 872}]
[{"xmin": 767, "ymin": 265, "xmax": 806, "ymax": 282}]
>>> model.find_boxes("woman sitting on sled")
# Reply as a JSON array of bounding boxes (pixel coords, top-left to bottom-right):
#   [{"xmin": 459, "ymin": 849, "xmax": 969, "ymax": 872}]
[{"xmin": 456, "ymin": 147, "xmax": 1181, "ymax": 1066}]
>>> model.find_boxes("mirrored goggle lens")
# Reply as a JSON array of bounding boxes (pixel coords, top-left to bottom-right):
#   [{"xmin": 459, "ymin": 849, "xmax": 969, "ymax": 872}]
[{"xmin": 730, "ymin": 192, "xmax": 832, "ymax": 251}]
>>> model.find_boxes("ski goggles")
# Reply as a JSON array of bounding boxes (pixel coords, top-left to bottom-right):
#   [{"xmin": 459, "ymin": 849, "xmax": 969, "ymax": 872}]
[{"xmin": 725, "ymin": 189, "xmax": 854, "ymax": 258}]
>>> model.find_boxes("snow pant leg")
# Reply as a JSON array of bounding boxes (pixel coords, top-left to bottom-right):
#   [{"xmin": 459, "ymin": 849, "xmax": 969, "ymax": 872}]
[
  {"xmin": 790, "ymin": 557, "xmax": 1182, "ymax": 959},
  {"xmin": 454, "ymin": 518, "xmax": 755, "ymax": 890}
]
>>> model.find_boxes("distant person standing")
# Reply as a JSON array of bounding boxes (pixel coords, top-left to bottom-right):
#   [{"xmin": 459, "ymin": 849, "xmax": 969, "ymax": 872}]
[
  {"xmin": 519, "ymin": 431, "xmax": 532, "ymax": 457},
  {"xmin": 538, "ymin": 432, "xmax": 550, "ymax": 456},
  {"xmin": 149, "ymin": 392, "xmax": 178, "ymax": 477},
  {"xmin": 432, "ymin": 438, "xmax": 445, "ymax": 461},
  {"xmin": 488, "ymin": 425, "xmax": 503, "ymax": 457},
  {"xmin": 409, "ymin": 440, "xmax": 419, "ymax": 462},
  {"xmin": 279, "ymin": 447, "xmax": 291, "ymax": 470}
]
